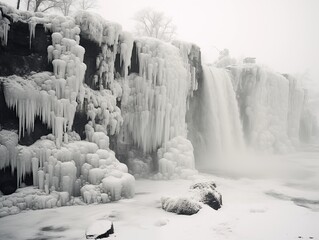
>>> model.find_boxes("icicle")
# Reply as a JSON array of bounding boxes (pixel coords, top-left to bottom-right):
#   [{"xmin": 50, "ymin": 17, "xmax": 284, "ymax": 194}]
[
  {"xmin": 28, "ymin": 18, "xmax": 37, "ymax": 48},
  {"xmin": 0, "ymin": 17, "xmax": 10, "ymax": 46}
]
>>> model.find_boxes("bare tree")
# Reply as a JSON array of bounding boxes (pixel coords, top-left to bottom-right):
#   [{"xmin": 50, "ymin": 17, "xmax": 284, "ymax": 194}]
[
  {"xmin": 24, "ymin": 0, "xmax": 96, "ymax": 15},
  {"xmin": 25, "ymin": 0, "xmax": 61, "ymax": 12},
  {"xmin": 17, "ymin": 0, "xmax": 21, "ymax": 9},
  {"xmin": 134, "ymin": 8, "xmax": 177, "ymax": 42},
  {"xmin": 77, "ymin": 0, "xmax": 97, "ymax": 11},
  {"xmin": 57, "ymin": 0, "xmax": 74, "ymax": 16}
]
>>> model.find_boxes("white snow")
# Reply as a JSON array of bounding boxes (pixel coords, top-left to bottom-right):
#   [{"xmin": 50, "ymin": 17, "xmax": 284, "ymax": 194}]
[{"xmin": 0, "ymin": 150, "xmax": 318, "ymax": 240}]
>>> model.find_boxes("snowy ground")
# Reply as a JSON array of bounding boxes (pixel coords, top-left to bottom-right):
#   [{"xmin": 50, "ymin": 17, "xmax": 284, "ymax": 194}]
[{"xmin": 0, "ymin": 149, "xmax": 319, "ymax": 240}]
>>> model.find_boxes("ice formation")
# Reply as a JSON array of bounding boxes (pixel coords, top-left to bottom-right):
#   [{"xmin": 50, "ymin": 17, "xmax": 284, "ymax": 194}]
[
  {"xmin": 286, "ymin": 75, "xmax": 306, "ymax": 144},
  {"xmin": 157, "ymin": 136, "xmax": 197, "ymax": 179},
  {"xmin": 0, "ymin": 10, "xmax": 131, "ymax": 146},
  {"xmin": 0, "ymin": 8, "xmax": 137, "ymax": 215},
  {"xmin": 202, "ymin": 65, "xmax": 245, "ymax": 157},
  {"xmin": 229, "ymin": 64, "xmax": 311, "ymax": 152},
  {"xmin": 0, "ymin": 130, "xmax": 18, "ymax": 171},
  {"xmin": 0, "ymin": 9, "xmax": 10, "ymax": 46},
  {"xmin": 119, "ymin": 38, "xmax": 197, "ymax": 154},
  {"xmin": 0, "ymin": 187, "xmax": 75, "ymax": 218},
  {"xmin": 1, "ymin": 5, "xmax": 200, "ymax": 193},
  {"xmin": 75, "ymin": 11, "xmax": 128, "ymax": 89},
  {"xmin": 1, "ymin": 11, "xmax": 87, "ymax": 148},
  {"xmin": 127, "ymin": 150, "xmax": 153, "ymax": 178},
  {"xmin": 0, "ymin": 129, "xmax": 135, "ymax": 217}
]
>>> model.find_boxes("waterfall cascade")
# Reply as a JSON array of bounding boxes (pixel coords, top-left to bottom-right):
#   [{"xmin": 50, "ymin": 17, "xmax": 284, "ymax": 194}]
[{"xmin": 202, "ymin": 65, "xmax": 245, "ymax": 160}]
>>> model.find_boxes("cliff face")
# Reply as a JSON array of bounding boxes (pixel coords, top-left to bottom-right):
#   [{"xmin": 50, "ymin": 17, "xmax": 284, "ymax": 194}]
[
  {"xmin": 0, "ymin": 11, "xmax": 204, "ymax": 162},
  {"xmin": 0, "ymin": 18, "xmax": 53, "ymax": 145},
  {"xmin": 0, "ymin": 21, "xmax": 52, "ymax": 76}
]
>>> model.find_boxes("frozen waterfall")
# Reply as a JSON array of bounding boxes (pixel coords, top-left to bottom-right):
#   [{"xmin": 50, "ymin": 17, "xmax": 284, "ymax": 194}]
[{"xmin": 202, "ymin": 65, "xmax": 245, "ymax": 160}]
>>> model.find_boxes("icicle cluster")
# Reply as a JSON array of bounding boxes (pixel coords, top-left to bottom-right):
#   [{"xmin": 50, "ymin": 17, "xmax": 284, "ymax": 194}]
[
  {"xmin": 119, "ymin": 38, "xmax": 194, "ymax": 153},
  {"xmin": 0, "ymin": 129, "xmax": 135, "ymax": 217},
  {"xmin": 75, "ymin": 11, "xmax": 133, "ymax": 89},
  {"xmin": 0, "ymin": 4, "xmax": 10, "ymax": 46},
  {"xmin": 0, "ymin": 10, "xmax": 136, "ymax": 213},
  {"xmin": 2, "ymin": 14, "xmax": 87, "ymax": 148},
  {"xmin": 84, "ymin": 85, "xmax": 123, "ymax": 136},
  {"xmin": 74, "ymin": 11, "xmax": 122, "ymax": 46},
  {"xmin": 156, "ymin": 136, "xmax": 197, "ymax": 179},
  {"xmin": 0, "ymin": 130, "xmax": 18, "ymax": 172},
  {"xmin": 172, "ymin": 40, "xmax": 198, "ymax": 96}
]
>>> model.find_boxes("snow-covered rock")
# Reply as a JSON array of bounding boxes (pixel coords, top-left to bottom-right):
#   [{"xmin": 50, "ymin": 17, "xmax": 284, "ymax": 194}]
[
  {"xmin": 85, "ymin": 219, "xmax": 114, "ymax": 239},
  {"xmin": 161, "ymin": 196, "xmax": 202, "ymax": 215},
  {"xmin": 190, "ymin": 181, "xmax": 222, "ymax": 210}
]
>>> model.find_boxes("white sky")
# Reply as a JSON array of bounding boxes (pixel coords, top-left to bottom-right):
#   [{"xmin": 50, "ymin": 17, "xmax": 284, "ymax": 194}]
[
  {"xmin": 93, "ymin": 0, "xmax": 319, "ymax": 82},
  {"xmin": 2, "ymin": 0, "xmax": 319, "ymax": 83}
]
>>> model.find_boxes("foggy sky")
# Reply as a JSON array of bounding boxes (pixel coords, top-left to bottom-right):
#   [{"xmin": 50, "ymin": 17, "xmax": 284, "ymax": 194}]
[
  {"xmin": 2, "ymin": 0, "xmax": 319, "ymax": 85},
  {"xmin": 93, "ymin": 0, "xmax": 319, "ymax": 83}
]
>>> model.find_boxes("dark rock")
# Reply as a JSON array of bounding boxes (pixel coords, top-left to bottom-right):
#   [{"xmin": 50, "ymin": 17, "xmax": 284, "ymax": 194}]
[
  {"xmin": 79, "ymin": 35, "xmax": 100, "ymax": 89},
  {"xmin": 0, "ymin": 20, "xmax": 52, "ymax": 76},
  {"xmin": 96, "ymin": 224, "xmax": 114, "ymax": 239},
  {"xmin": 73, "ymin": 109, "xmax": 89, "ymax": 140},
  {"xmin": 0, "ymin": 167, "xmax": 17, "ymax": 195},
  {"xmin": 128, "ymin": 41, "xmax": 139, "ymax": 75}
]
